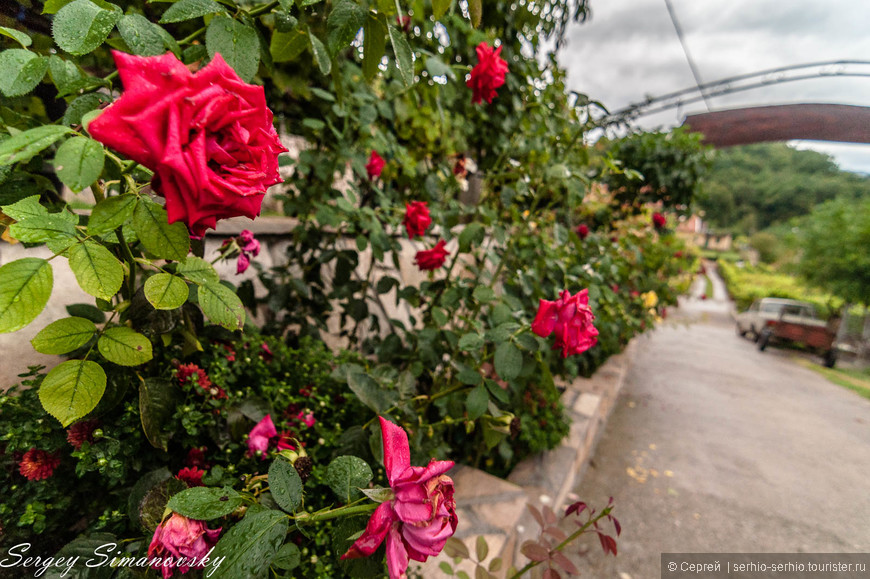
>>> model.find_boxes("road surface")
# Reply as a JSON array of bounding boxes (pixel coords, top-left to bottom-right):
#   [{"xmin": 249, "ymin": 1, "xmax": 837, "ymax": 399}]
[{"xmin": 563, "ymin": 266, "xmax": 870, "ymax": 576}]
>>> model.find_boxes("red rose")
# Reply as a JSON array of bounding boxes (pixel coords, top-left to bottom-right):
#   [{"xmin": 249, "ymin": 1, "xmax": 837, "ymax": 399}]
[
  {"xmin": 531, "ymin": 289, "xmax": 599, "ymax": 358},
  {"xmin": 467, "ymin": 42, "xmax": 509, "ymax": 104},
  {"xmin": 652, "ymin": 212, "xmax": 667, "ymax": 229},
  {"xmin": 176, "ymin": 466, "xmax": 205, "ymax": 487},
  {"xmin": 575, "ymin": 224, "xmax": 589, "ymax": 239},
  {"xmin": 366, "ymin": 151, "xmax": 386, "ymax": 180},
  {"xmin": 89, "ymin": 52, "xmax": 286, "ymax": 238},
  {"xmin": 415, "ymin": 240, "xmax": 449, "ymax": 271},
  {"xmin": 396, "ymin": 14, "xmax": 411, "ymax": 32},
  {"xmin": 403, "ymin": 201, "xmax": 431, "ymax": 239}
]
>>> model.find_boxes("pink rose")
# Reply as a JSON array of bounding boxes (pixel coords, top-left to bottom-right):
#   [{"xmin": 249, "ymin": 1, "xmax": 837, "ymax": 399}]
[
  {"xmin": 148, "ymin": 513, "xmax": 221, "ymax": 579},
  {"xmin": 414, "ymin": 240, "xmax": 449, "ymax": 271},
  {"xmin": 342, "ymin": 418, "xmax": 457, "ymax": 579},
  {"xmin": 247, "ymin": 414, "xmax": 277, "ymax": 458},
  {"xmin": 236, "ymin": 252, "xmax": 250, "ymax": 275},
  {"xmin": 467, "ymin": 42, "xmax": 509, "ymax": 104},
  {"xmin": 296, "ymin": 411, "xmax": 316, "ymax": 428},
  {"xmin": 366, "ymin": 151, "xmax": 386, "ymax": 180},
  {"xmin": 88, "ymin": 52, "xmax": 287, "ymax": 238},
  {"xmin": 238, "ymin": 229, "xmax": 261, "ymax": 256},
  {"xmin": 531, "ymin": 289, "xmax": 599, "ymax": 358},
  {"xmin": 403, "ymin": 201, "xmax": 431, "ymax": 239}
]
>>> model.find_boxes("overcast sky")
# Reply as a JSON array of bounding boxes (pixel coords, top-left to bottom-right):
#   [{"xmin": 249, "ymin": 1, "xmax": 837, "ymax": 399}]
[{"xmin": 558, "ymin": 0, "xmax": 870, "ymax": 173}]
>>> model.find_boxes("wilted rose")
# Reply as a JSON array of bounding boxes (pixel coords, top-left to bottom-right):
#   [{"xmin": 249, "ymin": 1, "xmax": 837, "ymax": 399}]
[
  {"xmin": 342, "ymin": 418, "xmax": 457, "ymax": 579},
  {"xmin": 148, "ymin": 513, "xmax": 220, "ymax": 579}
]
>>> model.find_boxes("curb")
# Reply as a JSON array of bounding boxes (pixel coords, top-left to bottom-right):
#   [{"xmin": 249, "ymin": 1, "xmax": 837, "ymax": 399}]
[{"xmin": 419, "ymin": 339, "xmax": 638, "ymax": 574}]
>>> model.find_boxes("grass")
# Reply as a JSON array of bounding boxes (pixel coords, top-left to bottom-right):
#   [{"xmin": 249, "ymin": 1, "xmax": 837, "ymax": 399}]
[{"xmin": 795, "ymin": 358, "xmax": 870, "ymax": 401}]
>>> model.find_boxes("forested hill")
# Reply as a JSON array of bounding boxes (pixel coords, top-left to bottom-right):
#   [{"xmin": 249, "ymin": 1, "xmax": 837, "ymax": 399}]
[{"xmin": 696, "ymin": 143, "xmax": 870, "ymax": 234}]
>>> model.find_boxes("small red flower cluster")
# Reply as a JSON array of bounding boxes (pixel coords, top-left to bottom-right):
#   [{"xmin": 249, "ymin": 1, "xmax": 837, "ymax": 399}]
[
  {"xmin": 575, "ymin": 224, "xmax": 589, "ymax": 239},
  {"xmin": 176, "ymin": 466, "xmax": 205, "ymax": 487},
  {"xmin": 176, "ymin": 363, "xmax": 227, "ymax": 400},
  {"xmin": 532, "ymin": 289, "xmax": 599, "ymax": 358},
  {"xmin": 18, "ymin": 449, "xmax": 61, "ymax": 481},
  {"xmin": 67, "ymin": 419, "xmax": 100, "ymax": 450},
  {"xmin": 652, "ymin": 212, "xmax": 667, "ymax": 229},
  {"xmin": 467, "ymin": 42, "xmax": 509, "ymax": 105}
]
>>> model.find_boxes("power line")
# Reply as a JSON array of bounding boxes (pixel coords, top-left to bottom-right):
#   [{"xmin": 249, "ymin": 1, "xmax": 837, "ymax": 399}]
[{"xmin": 663, "ymin": 0, "xmax": 710, "ymax": 111}]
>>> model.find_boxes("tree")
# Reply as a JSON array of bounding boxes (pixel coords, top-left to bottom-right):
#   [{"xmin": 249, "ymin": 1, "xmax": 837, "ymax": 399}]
[{"xmin": 796, "ymin": 197, "xmax": 870, "ymax": 305}]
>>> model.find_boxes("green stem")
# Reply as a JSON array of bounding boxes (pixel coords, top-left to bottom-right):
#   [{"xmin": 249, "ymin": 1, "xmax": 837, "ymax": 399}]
[
  {"xmin": 293, "ymin": 501, "xmax": 379, "ymax": 525},
  {"xmin": 116, "ymin": 228, "xmax": 137, "ymax": 299},
  {"xmin": 177, "ymin": 27, "xmax": 206, "ymax": 46},
  {"xmin": 248, "ymin": 0, "xmax": 280, "ymax": 17},
  {"xmin": 421, "ymin": 249, "xmax": 462, "ymax": 319}
]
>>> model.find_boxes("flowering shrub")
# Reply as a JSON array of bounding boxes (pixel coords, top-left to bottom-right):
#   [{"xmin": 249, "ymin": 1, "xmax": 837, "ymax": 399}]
[{"xmin": 0, "ymin": 0, "xmax": 702, "ymax": 575}]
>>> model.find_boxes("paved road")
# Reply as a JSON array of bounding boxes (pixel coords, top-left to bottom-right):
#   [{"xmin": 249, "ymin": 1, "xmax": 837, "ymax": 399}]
[{"xmin": 564, "ymin": 266, "xmax": 870, "ymax": 577}]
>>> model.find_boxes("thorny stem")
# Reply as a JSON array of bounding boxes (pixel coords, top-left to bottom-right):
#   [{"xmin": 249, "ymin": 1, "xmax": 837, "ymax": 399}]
[
  {"xmin": 292, "ymin": 501, "xmax": 379, "ymax": 525},
  {"xmin": 421, "ymin": 248, "xmax": 462, "ymax": 319},
  {"xmin": 508, "ymin": 508, "xmax": 613, "ymax": 579}
]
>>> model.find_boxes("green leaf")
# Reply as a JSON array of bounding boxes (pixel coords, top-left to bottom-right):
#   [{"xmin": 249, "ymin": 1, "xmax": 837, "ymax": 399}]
[
  {"xmin": 198, "ymin": 282, "xmax": 245, "ymax": 330},
  {"xmin": 458, "ymin": 222, "xmax": 484, "ymax": 252},
  {"xmin": 98, "ymin": 326, "xmax": 153, "ymax": 366},
  {"xmin": 476, "ymin": 535, "xmax": 489, "ymax": 561},
  {"xmin": 53, "ymin": 136, "xmax": 105, "ymax": 193},
  {"xmin": 53, "ymin": 0, "xmax": 122, "ymax": 56},
  {"xmin": 388, "ymin": 26, "xmax": 414, "ymax": 87},
  {"xmin": 48, "ymin": 55, "xmax": 83, "ymax": 93},
  {"xmin": 118, "ymin": 14, "xmax": 165, "ymax": 56},
  {"xmin": 176, "ymin": 256, "xmax": 220, "ymax": 285},
  {"xmin": 325, "ymin": 455, "xmax": 373, "ymax": 503},
  {"xmin": 167, "ymin": 486, "xmax": 243, "ymax": 520},
  {"xmin": 327, "ymin": 1, "xmax": 365, "ymax": 53},
  {"xmin": 0, "ymin": 125, "xmax": 73, "ymax": 166},
  {"xmin": 39, "ymin": 359, "xmax": 106, "ymax": 426},
  {"xmin": 468, "ymin": 0, "xmax": 482, "ymax": 27},
  {"xmin": 270, "ymin": 29, "xmax": 308, "ymax": 63},
  {"xmin": 345, "ymin": 368, "xmax": 397, "ymax": 413},
  {"xmin": 42, "ymin": 0, "xmax": 74, "ymax": 14},
  {"xmin": 160, "ymin": 0, "xmax": 225, "ymax": 23},
  {"xmin": 308, "ymin": 34, "xmax": 331, "ymax": 75},
  {"xmin": 87, "ymin": 194, "xmax": 136, "ymax": 235},
  {"xmin": 271, "ymin": 543, "xmax": 301, "ymax": 571},
  {"xmin": 493, "ymin": 342, "xmax": 522, "ymax": 380},
  {"xmin": 139, "ymin": 377, "xmax": 181, "ymax": 451},
  {"xmin": 9, "ymin": 214, "xmax": 77, "ymax": 243},
  {"xmin": 473, "ymin": 286, "xmax": 495, "ymax": 303},
  {"xmin": 1, "ymin": 195, "xmax": 46, "ymax": 221},
  {"xmin": 0, "ymin": 49, "xmax": 48, "ymax": 97},
  {"xmin": 31, "ymin": 317, "xmax": 96, "ymax": 355},
  {"xmin": 432, "ymin": 0, "xmax": 451, "ymax": 19},
  {"xmin": 0, "ymin": 258, "xmax": 53, "ymax": 334},
  {"xmin": 209, "ymin": 510, "xmax": 288, "ymax": 579},
  {"xmin": 66, "ymin": 303, "xmax": 105, "ymax": 323},
  {"xmin": 205, "ymin": 14, "xmax": 260, "ymax": 82},
  {"xmin": 458, "ymin": 332, "xmax": 484, "ymax": 351},
  {"xmin": 144, "ymin": 273, "xmax": 189, "ymax": 310},
  {"xmin": 68, "ymin": 241, "xmax": 124, "ymax": 301},
  {"xmin": 268, "ymin": 458, "xmax": 303, "ymax": 513},
  {"xmin": 132, "ymin": 197, "xmax": 189, "ymax": 260},
  {"xmin": 0, "ymin": 27, "xmax": 32, "ymax": 48},
  {"xmin": 362, "ymin": 12, "xmax": 387, "ymax": 81},
  {"xmin": 425, "ymin": 55, "xmax": 455, "ymax": 79},
  {"xmin": 62, "ymin": 93, "xmax": 110, "ymax": 126},
  {"xmin": 466, "ymin": 384, "xmax": 488, "ymax": 419}
]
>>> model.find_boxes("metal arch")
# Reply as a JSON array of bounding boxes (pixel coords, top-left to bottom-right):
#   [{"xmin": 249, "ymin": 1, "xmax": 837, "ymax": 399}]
[{"xmin": 600, "ymin": 60, "xmax": 870, "ymax": 125}]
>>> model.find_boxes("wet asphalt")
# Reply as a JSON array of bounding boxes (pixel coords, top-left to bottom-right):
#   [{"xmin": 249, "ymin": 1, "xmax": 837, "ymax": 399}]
[{"xmin": 561, "ymin": 267, "xmax": 870, "ymax": 577}]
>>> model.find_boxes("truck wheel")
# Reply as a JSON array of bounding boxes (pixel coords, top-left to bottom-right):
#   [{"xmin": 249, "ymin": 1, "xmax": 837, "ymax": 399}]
[
  {"xmin": 823, "ymin": 350, "xmax": 837, "ymax": 368},
  {"xmin": 736, "ymin": 324, "xmax": 747, "ymax": 337},
  {"xmin": 758, "ymin": 330, "xmax": 770, "ymax": 351},
  {"xmin": 751, "ymin": 325, "xmax": 760, "ymax": 343}
]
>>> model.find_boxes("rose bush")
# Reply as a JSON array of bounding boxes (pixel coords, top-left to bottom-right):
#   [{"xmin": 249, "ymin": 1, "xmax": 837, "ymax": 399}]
[{"xmin": 0, "ymin": 0, "xmax": 704, "ymax": 575}]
